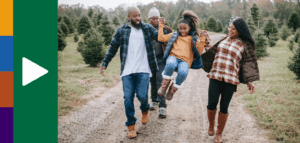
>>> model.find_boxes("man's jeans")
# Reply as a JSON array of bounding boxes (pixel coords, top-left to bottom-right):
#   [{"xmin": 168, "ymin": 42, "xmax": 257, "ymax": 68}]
[
  {"xmin": 163, "ymin": 56, "xmax": 189, "ymax": 86},
  {"xmin": 122, "ymin": 73, "xmax": 150, "ymax": 126},
  {"xmin": 150, "ymin": 61, "xmax": 167, "ymax": 108}
]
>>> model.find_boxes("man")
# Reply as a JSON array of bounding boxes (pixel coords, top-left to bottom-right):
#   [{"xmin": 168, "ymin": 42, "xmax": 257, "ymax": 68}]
[
  {"xmin": 147, "ymin": 7, "xmax": 172, "ymax": 118},
  {"xmin": 100, "ymin": 7, "xmax": 160, "ymax": 139}
]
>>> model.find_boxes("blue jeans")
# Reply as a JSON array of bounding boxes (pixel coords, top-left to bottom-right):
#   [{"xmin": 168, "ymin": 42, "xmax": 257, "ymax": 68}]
[
  {"xmin": 122, "ymin": 73, "xmax": 150, "ymax": 126},
  {"xmin": 163, "ymin": 56, "xmax": 189, "ymax": 86}
]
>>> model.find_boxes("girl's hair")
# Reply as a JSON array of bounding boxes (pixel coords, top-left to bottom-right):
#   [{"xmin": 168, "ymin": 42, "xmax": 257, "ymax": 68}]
[
  {"xmin": 177, "ymin": 10, "xmax": 200, "ymax": 36},
  {"xmin": 232, "ymin": 18, "xmax": 256, "ymax": 48}
]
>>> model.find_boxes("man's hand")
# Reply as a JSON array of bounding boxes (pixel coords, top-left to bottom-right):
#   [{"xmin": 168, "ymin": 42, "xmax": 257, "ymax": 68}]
[
  {"xmin": 159, "ymin": 17, "xmax": 166, "ymax": 25},
  {"xmin": 204, "ymin": 44, "xmax": 212, "ymax": 51},
  {"xmin": 247, "ymin": 82, "xmax": 255, "ymax": 94},
  {"xmin": 100, "ymin": 66, "xmax": 106, "ymax": 76}
]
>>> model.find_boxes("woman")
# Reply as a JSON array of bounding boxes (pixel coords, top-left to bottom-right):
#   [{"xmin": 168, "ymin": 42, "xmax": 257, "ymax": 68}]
[{"xmin": 201, "ymin": 18, "xmax": 259, "ymax": 143}]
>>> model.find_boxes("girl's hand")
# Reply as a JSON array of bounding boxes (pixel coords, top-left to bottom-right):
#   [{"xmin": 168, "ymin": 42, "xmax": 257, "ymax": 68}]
[
  {"xmin": 247, "ymin": 82, "xmax": 255, "ymax": 94},
  {"xmin": 159, "ymin": 17, "xmax": 166, "ymax": 25},
  {"xmin": 200, "ymin": 30, "xmax": 208, "ymax": 37}
]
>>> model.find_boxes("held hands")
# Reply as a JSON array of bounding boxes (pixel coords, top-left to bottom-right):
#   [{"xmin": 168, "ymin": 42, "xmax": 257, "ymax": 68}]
[
  {"xmin": 159, "ymin": 17, "xmax": 166, "ymax": 25},
  {"xmin": 100, "ymin": 66, "xmax": 106, "ymax": 76},
  {"xmin": 247, "ymin": 82, "xmax": 255, "ymax": 94},
  {"xmin": 199, "ymin": 30, "xmax": 208, "ymax": 37}
]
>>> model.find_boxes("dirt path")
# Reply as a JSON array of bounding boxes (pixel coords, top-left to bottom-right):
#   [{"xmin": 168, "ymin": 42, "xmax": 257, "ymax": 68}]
[{"xmin": 58, "ymin": 34, "xmax": 275, "ymax": 143}]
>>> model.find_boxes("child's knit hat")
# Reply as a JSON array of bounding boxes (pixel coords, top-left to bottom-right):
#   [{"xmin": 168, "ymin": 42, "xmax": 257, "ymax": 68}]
[{"xmin": 148, "ymin": 7, "xmax": 160, "ymax": 19}]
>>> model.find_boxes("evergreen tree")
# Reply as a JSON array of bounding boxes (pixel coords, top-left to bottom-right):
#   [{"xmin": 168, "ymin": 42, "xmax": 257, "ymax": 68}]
[
  {"xmin": 112, "ymin": 16, "xmax": 120, "ymax": 27},
  {"xmin": 288, "ymin": 46, "xmax": 300, "ymax": 79},
  {"xmin": 253, "ymin": 30, "xmax": 269, "ymax": 58},
  {"xmin": 98, "ymin": 14, "xmax": 114, "ymax": 46},
  {"xmin": 246, "ymin": 16, "xmax": 257, "ymax": 34},
  {"xmin": 268, "ymin": 33, "xmax": 277, "ymax": 47},
  {"xmin": 203, "ymin": 21, "xmax": 207, "ymax": 30},
  {"xmin": 287, "ymin": 12, "xmax": 300, "ymax": 32},
  {"xmin": 288, "ymin": 38, "xmax": 295, "ymax": 51},
  {"xmin": 223, "ymin": 25, "xmax": 229, "ymax": 34},
  {"xmin": 166, "ymin": 20, "xmax": 172, "ymax": 27},
  {"xmin": 142, "ymin": 17, "xmax": 148, "ymax": 23},
  {"xmin": 74, "ymin": 30, "xmax": 79, "ymax": 42},
  {"xmin": 207, "ymin": 16, "xmax": 217, "ymax": 32},
  {"xmin": 59, "ymin": 21, "xmax": 69, "ymax": 37},
  {"xmin": 263, "ymin": 17, "xmax": 278, "ymax": 40},
  {"xmin": 294, "ymin": 29, "xmax": 300, "ymax": 43},
  {"xmin": 77, "ymin": 14, "xmax": 92, "ymax": 34},
  {"xmin": 58, "ymin": 16, "xmax": 62, "ymax": 23},
  {"xmin": 77, "ymin": 28, "xmax": 106, "ymax": 67},
  {"xmin": 94, "ymin": 12, "xmax": 103, "ymax": 27},
  {"xmin": 87, "ymin": 8, "xmax": 94, "ymax": 19},
  {"xmin": 173, "ymin": 7, "xmax": 184, "ymax": 29},
  {"xmin": 250, "ymin": 4, "xmax": 260, "ymax": 27},
  {"xmin": 199, "ymin": 22, "xmax": 205, "ymax": 30},
  {"xmin": 279, "ymin": 25, "xmax": 291, "ymax": 41},
  {"xmin": 63, "ymin": 15, "xmax": 75, "ymax": 34},
  {"xmin": 58, "ymin": 27, "xmax": 67, "ymax": 51},
  {"xmin": 216, "ymin": 20, "xmax": 223, "ymax": 32}
]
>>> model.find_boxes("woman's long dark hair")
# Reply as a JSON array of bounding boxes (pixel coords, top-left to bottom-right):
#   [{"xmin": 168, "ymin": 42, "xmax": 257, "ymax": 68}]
[
  {"xmin": 178, "ymin": 10, "xmax": 200, "ymax": 36},
  {"xmin": 232, "ymin": 18, "xmax": 256, "ymax": 48}
]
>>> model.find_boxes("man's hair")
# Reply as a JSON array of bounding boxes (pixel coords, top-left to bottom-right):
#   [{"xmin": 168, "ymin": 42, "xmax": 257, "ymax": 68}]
[
  {"xmin": 127, "ymin": 7, "xmax": 140, "ymax": 15},
  {"xmin": 177, "ymin": 10, "xmax": 200, "ymax": 36}
]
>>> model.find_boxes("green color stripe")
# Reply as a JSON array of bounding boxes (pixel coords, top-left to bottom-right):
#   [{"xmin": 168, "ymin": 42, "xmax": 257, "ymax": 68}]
[{"xmin": 14, "ymin": 1, "xmax": 58, "ymax": 142}]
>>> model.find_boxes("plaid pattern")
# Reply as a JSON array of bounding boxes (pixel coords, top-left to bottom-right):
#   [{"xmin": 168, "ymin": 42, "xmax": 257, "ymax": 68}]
[
  {"xmin": 101, "ymin": 21, "xmax": 159, "ymax": 75},
  {"xmin": 207, "ymin": 37, "xmax": 244, "ymax": 85}
]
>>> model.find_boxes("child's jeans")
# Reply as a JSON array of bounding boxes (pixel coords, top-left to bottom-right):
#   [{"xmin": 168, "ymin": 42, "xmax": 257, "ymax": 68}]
[{"xmin": 163, "ymin": 56, "xmax": 189, "ymax": 87}]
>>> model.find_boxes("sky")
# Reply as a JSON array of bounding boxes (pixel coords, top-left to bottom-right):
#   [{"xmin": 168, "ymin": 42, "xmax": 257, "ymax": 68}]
[{"xmin": 58, "ymin": 0, "xmax": 215, "ymax": 10}]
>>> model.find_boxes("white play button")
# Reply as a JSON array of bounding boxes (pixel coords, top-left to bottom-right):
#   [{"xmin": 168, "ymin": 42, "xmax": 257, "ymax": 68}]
[{"xmin": 22, "ymin": 57, "xmax": 48, "ymax": 86}]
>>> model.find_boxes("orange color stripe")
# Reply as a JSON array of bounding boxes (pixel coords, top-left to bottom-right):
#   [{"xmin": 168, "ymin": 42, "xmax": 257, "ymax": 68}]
[
  {"xmin": 0, "ymin": 72, "xmax": 13, "ymax": 107},
  {"xmin": 0, "ymin": 1, "xmax": 13, "ymax": 36}
]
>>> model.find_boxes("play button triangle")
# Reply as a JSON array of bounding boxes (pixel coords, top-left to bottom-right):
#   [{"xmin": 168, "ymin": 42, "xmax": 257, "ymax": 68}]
[{"xmin": 22, "ymin": 57, "xmax": 48, "ymax": 86}]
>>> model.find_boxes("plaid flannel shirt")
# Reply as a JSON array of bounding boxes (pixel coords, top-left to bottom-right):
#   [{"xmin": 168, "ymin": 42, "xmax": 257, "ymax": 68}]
[
  {"xmin": 101, "ymin": 21, "xmax": 159, "ymax": 75},
  {"xmin": 207, "ymin": 37, "xmax": 244, "ymax": 85}
]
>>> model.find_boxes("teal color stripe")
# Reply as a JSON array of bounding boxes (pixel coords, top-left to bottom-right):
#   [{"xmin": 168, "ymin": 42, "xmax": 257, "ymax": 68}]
[{"xmin": 14, "ymin": 1, "xmax": 58, "ymax": 143}]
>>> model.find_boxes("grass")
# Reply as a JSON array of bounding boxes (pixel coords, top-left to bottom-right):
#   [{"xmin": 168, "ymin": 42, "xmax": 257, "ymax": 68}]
[
  {"xmin": 235, "ymin": 37, "xmax": 300, "ymax": 143},
  {"xmin": 58, "ymin": 34, "xmax": 120, "ymax": 117}
]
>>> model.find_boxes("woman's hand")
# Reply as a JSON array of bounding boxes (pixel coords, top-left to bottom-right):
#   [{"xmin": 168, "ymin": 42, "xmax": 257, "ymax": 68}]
[
  {"xmin": 247, "ymin": 82, "xmax": 255, "ymax": 94},
  {"xmin": 200, "ymin": 30, "xmax": 208, "ymax": 37}
]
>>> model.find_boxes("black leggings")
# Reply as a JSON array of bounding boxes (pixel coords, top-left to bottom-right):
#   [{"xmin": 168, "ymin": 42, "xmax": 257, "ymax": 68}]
[{"xmin": 207, "ymin": 79, "xmax": 236, "ymax": 114}]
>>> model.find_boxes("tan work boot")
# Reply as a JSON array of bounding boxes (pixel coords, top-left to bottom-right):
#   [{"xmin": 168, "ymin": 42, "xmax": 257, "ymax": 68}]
[
  {"xmin": 207, "ymin": 108, "xmax": 217, "ymax": 136},
  {"xmin": 165, "ymin": 83, "xmax": 178, "ymax": 100},
  {"xmin": 127, "ymin": 124, "xmax": 137, "ymax": 139},
  {"xmin": 141, "ymin": 111, "xmax": 149, "ymax": 124},
  {"xmin": 158, "ymin": 79, "xmax": 171, "ymax": 96},
  {"xmin": 215, "ymin": 112, "xmax": 229, "ymax": 143}
]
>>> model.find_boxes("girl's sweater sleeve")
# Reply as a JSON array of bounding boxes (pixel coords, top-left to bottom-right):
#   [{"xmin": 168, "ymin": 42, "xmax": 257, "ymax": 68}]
[
  {"xmin": 197, "ymin": 36, "xmax": 206, "ymax": 55},
  {"xmin": 158, "ymin": 24, "xmax": 173, "ymax": 42}
]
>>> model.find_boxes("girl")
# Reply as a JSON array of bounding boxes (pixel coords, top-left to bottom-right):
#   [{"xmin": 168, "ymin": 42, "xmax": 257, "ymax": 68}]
[{"xmin": 157, "ymin": 10, "xmax": 208, "ymax": 100}]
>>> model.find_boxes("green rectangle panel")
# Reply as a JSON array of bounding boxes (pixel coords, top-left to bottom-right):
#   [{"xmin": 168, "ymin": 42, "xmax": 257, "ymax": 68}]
[{"xmin": 14, "ymin": 1, "xmax": 58, "ymax": 143}]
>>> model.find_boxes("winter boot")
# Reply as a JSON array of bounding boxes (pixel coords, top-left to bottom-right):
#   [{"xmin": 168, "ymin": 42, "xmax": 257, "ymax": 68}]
[
  {"xmin": 158, "ymin": 79, "xmax": 171, "ymax": 96},
  {"xmin": 165, "ymin": 83, "xmax": 178, "ymax": 100},
  {"xmin": 127, "ymin": 124, "xmax": 137, "ymax": 139},
  {"xmin": 141, "ymin": 111, "xmax": 149, "ymax": 124},
  {"xmin": 207, "ymin": 108, "xmax": 217, "ymax": 136},
  {"xmin": 215, "ymin": 112, "xmax": 229, "ymax": 143}
]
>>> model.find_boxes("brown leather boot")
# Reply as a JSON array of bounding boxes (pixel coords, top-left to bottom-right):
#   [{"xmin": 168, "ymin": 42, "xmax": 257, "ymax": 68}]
[
  {"xmin": 215, "ymin": 112, "xmax": 229, "ymax": 143},
  {"xmin": 207, "ymin": 108, "xmax": 217, "ymax": 136},
  {"xmin": 141, "ymin": 111, "xmax": 149, "ymax": 124},
  {"xmin": 165, "ymin": 83, "xmax": 178, "ymax": 100},
  {"xmin": 127, "ymin": 124, "xmax": 137, "ymax": 139},
  {"xmin": 158, "ymin": 79, "xmax": 171, "ymax": 96}
]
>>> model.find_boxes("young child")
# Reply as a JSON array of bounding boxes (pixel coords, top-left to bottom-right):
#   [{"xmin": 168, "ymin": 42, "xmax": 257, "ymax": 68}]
[{"xmin": 157, "ymin": 10, "xmax": 208, "ymax": 100}]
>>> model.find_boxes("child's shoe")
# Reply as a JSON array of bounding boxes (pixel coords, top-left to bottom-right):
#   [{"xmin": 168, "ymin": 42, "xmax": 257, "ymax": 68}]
[
  {"xmin": 166, "ymin": 83, "xmax": 178, "ymax": 100},
  {"xmin": 141, "ymin": 111, "xmax": 149, "ymax": 124},
  {"xmin": 158, "ymin": 79, "xmax": 171, "ymax": 96},
  {"xmin": 127, "ymin": 124, "xmax": 137, "ymax": 139}
]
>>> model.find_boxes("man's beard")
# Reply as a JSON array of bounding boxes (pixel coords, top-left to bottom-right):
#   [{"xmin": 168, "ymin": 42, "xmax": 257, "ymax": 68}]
[{"xmin": 130, "ymin": 19, "xmax": 141, "ymax": 29}]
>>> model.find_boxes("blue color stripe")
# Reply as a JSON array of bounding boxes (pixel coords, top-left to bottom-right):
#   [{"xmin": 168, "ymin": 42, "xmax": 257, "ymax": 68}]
[{"xmin": 0, "ymin": 36, "xmax": 13, "ymax": 71}]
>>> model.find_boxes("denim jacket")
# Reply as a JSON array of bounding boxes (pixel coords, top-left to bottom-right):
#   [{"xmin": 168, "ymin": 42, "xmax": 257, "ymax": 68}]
[
  {"xmin": 163, "ymin": 29, "xmax": 204, "ymax": 69},
  {"xmin": 101, "ymin": 21, "xmax": 160, "ymax": 75}
]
